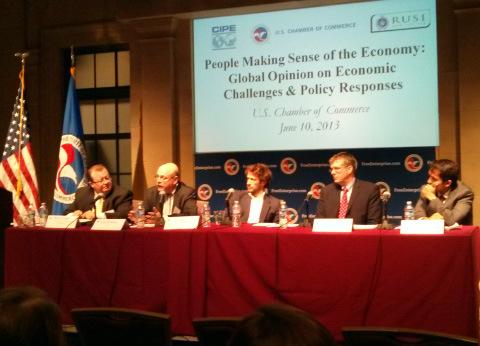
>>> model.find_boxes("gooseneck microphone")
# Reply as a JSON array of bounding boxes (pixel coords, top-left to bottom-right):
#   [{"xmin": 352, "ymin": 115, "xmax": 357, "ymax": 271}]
[
  {"xmin": 379, "ymin": 190, "xmax": 393, "ymax": 229},
  {"xmin": 297, "ymin": 191, "xmax": 313, "ymax": 227},
  {"xmin": 225, "ymin": 188, "xmax": 235, "ymax": 201}
]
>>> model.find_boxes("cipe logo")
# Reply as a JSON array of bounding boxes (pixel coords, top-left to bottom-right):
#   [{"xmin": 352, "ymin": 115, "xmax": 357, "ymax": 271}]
[
  {"xmin": 53, "ymin": 134, "xmax": 86, "ymax": 204},
  {"xmin": 252, "ymin": 26, "xmax": 269, "ymax": 43},
  {"xmin": 197, "ymin": 184, "xmax": 213, "ymax": 201},
  {"xmin": 211, "ymin": 25, "xmax": 236, "ymax": 50},
  {"xmin": 310, "ymin": 182, "xmax": 325, "ymax": 200},
  {"xmin": 224, "ymin": 159, "xmax": 240, "ymax": 176},
  {"xmin": 280, "ymin": 157, "xmax": 297, "ymax": 175},
  {"xmin": 404, "ymin": 154, "xmax": 423, "ymax": 172}
]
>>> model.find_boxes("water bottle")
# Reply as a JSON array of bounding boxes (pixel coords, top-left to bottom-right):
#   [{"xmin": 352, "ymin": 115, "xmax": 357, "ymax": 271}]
[
  {"xmin": 403, "ymin": 200, "xmax": 414, "ymax": 220},
  {"xmin": 38, "ymin": 202, "xmax": 48, "ymax": 226},
  {"xmin": 202, "ymin": 202, "xmax": 211, "ymax": 227},
  {"xmin": 279, "ymin": 200, "xmax": 288, "ymax": 229},
  {"xmin": 26, "ymin": 204, "xmax": 36, "ymax": 227},
  {"xmin": 231, "ymin": 200, "xmax": 241, "ymax": 228},
  {"xmin": 136, "ymin": 201, "xmax": 145, "ymax": 228}
]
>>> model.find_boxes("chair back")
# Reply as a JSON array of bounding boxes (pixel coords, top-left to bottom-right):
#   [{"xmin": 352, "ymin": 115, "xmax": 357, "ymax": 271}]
[
  {"xmin": 193, "ymin": 317, "xmax": 242, "ymax": 346},
  {"xmin": 71, "ymin": 307, "xmax": 171, "ymax": 346},
  {"xmin": 342, "ymin": 326, "xmax": 478, "ymax": 346}
]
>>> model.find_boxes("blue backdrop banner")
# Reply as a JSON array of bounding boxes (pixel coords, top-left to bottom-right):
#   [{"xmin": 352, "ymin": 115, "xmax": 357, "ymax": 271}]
[{"xmin": 195, "ymin": 147, "xmax": 435, "ymax": 225}]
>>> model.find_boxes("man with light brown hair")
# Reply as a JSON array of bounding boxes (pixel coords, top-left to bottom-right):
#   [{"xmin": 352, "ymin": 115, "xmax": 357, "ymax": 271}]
[{"xmin": 228, "ymin": 163, "xmax": 281, "ymax": 223}]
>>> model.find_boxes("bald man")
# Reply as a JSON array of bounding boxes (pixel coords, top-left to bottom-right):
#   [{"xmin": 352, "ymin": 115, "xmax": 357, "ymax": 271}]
[{"xmin": 137, "ymin": 163, "xmax": 197, "ymax": 224}]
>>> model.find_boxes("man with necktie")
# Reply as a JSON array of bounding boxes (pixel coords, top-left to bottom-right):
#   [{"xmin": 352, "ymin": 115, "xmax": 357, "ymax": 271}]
[
  {"xmin": 64, "ymin": 164, "xmax": 132, "ymax": 220},
  {"xmin": 315, "ymin": 152, "xmax": 382, "ymax": 225}
]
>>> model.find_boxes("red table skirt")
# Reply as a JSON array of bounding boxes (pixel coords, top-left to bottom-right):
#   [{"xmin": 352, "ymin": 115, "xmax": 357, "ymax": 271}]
[{"xmin": 4, "ymin": 225, "xmax": 479, "ymax": 339}]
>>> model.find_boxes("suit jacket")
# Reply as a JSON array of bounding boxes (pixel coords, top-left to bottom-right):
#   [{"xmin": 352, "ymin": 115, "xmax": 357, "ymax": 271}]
[
  {"xmin": 315, "ymin": 179, "xmax": 382, "ymax": 225},
  {"xmin": 414, "ymin": 181, "xmax": 474, "ymax": 226},
  {"xmin": 143, "ymin": 182, "xmax": 197, "ymax": 216},
  {"xmin": 229, "ymin": 190, "xmax": 281, "ymax": 223},
  {"xmin": 64, "ymin": 184, "xmax": 133, "ymax": 219}
]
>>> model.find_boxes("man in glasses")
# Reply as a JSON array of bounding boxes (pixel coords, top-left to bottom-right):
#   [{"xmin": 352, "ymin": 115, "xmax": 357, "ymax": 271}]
[
  {"xmin": 136, "ymin": 162, "xmax": 197, "ymax": 225},
  {"xmin": 65, "ymin": 163, "xmax": 132, "ymax": 220},
  {"xmin": 315, "ymin": 152, "xmax": 382, "ymax": 225}
]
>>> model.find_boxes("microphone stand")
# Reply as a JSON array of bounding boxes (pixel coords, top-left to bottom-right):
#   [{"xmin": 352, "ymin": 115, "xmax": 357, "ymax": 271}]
[{"xmin": 380, "ymin": 197, "xmax": 394, "ymax": 229}]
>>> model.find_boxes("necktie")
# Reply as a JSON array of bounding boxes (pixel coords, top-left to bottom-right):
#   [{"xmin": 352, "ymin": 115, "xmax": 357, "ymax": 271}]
[
  {"xmin": 95, "ymin": 197, "xmax": 104, "ymax": 217},
  {"xmin": 338, "ymin": 186, "xmax": 348, "ymax": 218}
]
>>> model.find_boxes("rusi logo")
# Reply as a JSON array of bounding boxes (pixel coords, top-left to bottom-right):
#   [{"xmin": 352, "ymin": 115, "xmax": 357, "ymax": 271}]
[
  {"xmin": 211, "ymin": 25, "xmax": 236, "ymax": 50},
  {"xmin": 371, "ymin": 10, "xmax": 430, "ymax": 33}
]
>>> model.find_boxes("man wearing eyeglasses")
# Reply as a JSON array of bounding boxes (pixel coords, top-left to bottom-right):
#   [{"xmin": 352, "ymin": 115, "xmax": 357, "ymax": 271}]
[
  {"xmin": 65, "ymin": 164, "xmax": 133, "ymax": 220},
  {"xmin": 137, "ymin": 162, "xmax": 197, "ymax": 224},
  {"xmin": 315, "ymin": 152, "xmax": 382, "ymax": 225}
]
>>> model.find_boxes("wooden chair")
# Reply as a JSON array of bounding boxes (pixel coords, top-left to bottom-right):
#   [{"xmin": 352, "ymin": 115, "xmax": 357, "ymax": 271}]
[
  {"xmin": 342, "ymin": 326, "xmax": 478, "ymax": 346},
  {"xmin": 71, "ymin": 307, "xmax": 171, "ymax": 346},
  {"xmin": 193, "ymin": 317, "xmax": 242, "ymax": 346}
]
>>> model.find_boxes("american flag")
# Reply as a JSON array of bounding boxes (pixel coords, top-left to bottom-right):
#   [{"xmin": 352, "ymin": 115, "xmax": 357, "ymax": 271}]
[{"xmin": 0, "ymin": 75, "xmax": 40, "ymax": 225}]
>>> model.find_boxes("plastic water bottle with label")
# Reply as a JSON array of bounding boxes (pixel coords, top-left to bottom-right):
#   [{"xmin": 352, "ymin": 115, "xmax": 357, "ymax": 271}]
[
  {"xmin": 25, "ymin": 204, "xmax": 36, "ymax": 227},
  {"xmin": 202, "ymin": 201, "xmax": 211, "ymax": 227},
  {"xmin": 231, "ymin": 200, "xmax": 241, "ymax": 228},
  {"xmin": 279, "ymin": 200, "xmax": 288, "ymax": 229},
  {"xmin": 136, "ymin": 201, "xmax": 145, "ymax": 228},
  {"xmin": 38, "ymin": 202, "xmax": 48, "ymax": 226},
  {"xmin": 403, "ymin": 201, "xmax": 414, "ymax": 220}
]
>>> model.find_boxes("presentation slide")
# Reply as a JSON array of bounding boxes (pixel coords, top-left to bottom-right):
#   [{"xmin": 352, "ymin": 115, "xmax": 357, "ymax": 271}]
[{"xmin": 193, "ymin": 0, "xmax": 438, "ymax": 153}]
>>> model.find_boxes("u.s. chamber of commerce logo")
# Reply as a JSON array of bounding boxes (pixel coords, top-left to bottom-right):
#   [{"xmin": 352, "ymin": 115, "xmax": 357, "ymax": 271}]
[
  {"xmin": 197, "ymin": 184, "xmax": 213, "ymax": 201},
  {"xmin": 252, "ymin": 26, "xmax": 269, "ymax": 43},
  {"xmin": 53, "ymin": 135, "xmax": 86, "ymax": 204},
  {"xmin": 211, "ymin": 24, "xmax": 237, "ymax": 50},
  {"xmin": 286, "ymin": 208, "xmax": 299, "ymax": 224},
  {"xmin": 224, "ymin": 159, "xmax": 240, "ymax": 176},
  {"xmin": 280, "ymin": 157, "xmax": 297, "ymax": 175},
  {"xmin": 404, "ymin": 154, "xmax": 423, "ymax": 172},
  {"xmin": 310, "ymin": 182, "xmax": 325, "ymax": 200}
]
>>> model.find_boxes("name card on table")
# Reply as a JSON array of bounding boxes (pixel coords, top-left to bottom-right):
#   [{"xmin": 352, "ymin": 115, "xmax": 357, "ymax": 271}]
[
  {"xmin": 164, "ymin": 216, "xmax": 200, "ymax": 230},
  {"xmin": 400, "ymin": 219, "xmax": 445, "ymax": 235},
  {"xmin": 91, "ymin": 219, "xmax": 127, "ymax": 231},
  {"xmin": 45, "ymin": 215, "xmax": 78, "ymax": 229},
  {"xmin": 312, "ymin": 218, "xmax": 353, "ymax": 233}
]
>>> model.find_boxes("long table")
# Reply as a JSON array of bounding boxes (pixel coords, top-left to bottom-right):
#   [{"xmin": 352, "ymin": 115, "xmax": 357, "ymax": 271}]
[{"xmin": 4, "ymin": 225, "xmax": 479, "ymax": 339}]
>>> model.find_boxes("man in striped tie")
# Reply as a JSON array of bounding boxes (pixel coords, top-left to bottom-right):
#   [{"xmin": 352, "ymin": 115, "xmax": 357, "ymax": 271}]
[{"xmin": 315, "ymin": 152, "xmax": 382, "ymax": 225}]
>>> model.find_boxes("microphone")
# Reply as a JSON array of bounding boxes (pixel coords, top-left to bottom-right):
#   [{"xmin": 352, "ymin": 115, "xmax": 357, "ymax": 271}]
[
  {"xmin": 305, "ymin": 191, "xmax": 313, "ymax": 201},
  {"xmin": 297, "ymin": 191, "xmax": 313, "ymax": 227},
  {"xmin": 93, "ymin": 193, "xmax": 104, "ymax": 203},
  {"xmin": 379, "ymin": 190, "xmax": 393, "ymax": 229},
  {"xmin": 380, "ymin": 190, "xmax": 391, "ymax": 202},
  {"xmin": 225, "ymin": 188, "xmax": 235, "ymax": 201}
]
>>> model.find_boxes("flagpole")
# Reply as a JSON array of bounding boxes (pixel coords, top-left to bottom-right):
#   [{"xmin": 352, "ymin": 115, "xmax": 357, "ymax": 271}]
[{"xmin": 14, "ymin": 52, "xmax": 29, "ymax": 198}]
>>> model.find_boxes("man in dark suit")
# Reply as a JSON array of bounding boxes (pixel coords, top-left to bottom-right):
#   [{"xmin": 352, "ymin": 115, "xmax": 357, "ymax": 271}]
[
  {"xmin": 64, "ymin": 164, "xmax": 132, "ymax": 220},
  {"xmin": 414, "ymin": 159, "xmax": 474, "ymax": 225},
  {"xmin": 228, "ymin": 163, "xmax": 281, "ymax": 223},
  {"xmin": 315, "ymin": 152, "xmax": 382, "ymax": 225},
  {"xmin": 131, "ymin": 162, "xmax": 197, "ymax": 225}
]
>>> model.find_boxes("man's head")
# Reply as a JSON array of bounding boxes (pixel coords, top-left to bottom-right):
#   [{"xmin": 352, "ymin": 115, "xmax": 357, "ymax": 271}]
[
  {"xmin": 427, "ymin": 159, "xmax": 459, "ymax": 194},
  {"xmin": 328, "ymin": 152, "xmax": 357, "ymax": 186},
  {"xmin": 155, "ymin": 163, "xmax": 179, "ymax": 194},
  {"xmin": 244, "ymin": 163, "xmax": 272, "ymax": 197},
  {"xmin": 229, "ymin": 303, "xmax": 335, "ymax": 346},
  {"xmin": 88, "ymin": 164, "xmax": 112, "ymax": 195},
  {"xmin": 0, "ymin": 286, "xmax": 64, "ymax": 346}
]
